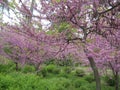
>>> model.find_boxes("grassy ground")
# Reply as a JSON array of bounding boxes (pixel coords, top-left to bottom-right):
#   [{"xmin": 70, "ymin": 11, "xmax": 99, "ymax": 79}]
[{"xmin": 0, "ymin": 60, "xmax": 115, "ymax": 90}]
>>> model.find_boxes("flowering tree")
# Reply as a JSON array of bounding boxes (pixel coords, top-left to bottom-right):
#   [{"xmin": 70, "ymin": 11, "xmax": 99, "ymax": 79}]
[
  {"xmin": 87, "ymin": 31, "xmax": 120, "ymax": 90},
  {"xmin": 0, "ymin": 0, "xmax": 120, "ymax": 90},
  {"xmin": 0, "ymin": 23, "xmax": 84, "ymax": 71},
  {"xmin": 40, "ymin": 0, "xmax": 120, "ymax": 90}
]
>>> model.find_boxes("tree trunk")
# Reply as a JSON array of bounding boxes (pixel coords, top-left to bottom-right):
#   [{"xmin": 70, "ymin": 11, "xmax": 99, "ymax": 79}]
[
  {"xmin": 115, "ymin": 71, "xmax": 119, "ymax": 90},
  {"xmin": 88, "ymin": 56, "xmax": 101, "ymax": 90},
  {"xmin": 35, "ymin": 62, "xmax": 42, "ymax": 71},
  {"xmin": 109, "ymin": 61, "xmax": 119, "ymax": 90},
  {"xmin": 26, "ymin": 0, "xmax": 35, "ymax": 24},
  {"xmin": 15, "ymin": 62, "xmax": 18, "ymax": 71}
]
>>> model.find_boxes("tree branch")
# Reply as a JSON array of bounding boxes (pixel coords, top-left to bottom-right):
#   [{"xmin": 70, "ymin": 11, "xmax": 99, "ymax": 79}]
[{"xmin": 99, "ymin": 2, "xmax": 120, "ymax": 15}]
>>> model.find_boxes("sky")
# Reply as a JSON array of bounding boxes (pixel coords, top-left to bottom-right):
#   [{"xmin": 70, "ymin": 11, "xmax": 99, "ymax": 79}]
[{"xmin": 1, "ymin": 0, "xmax": 51, "ymax": 29}]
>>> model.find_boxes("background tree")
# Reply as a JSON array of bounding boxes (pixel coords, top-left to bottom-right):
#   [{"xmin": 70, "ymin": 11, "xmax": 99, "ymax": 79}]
[
  {"xmin": 0, "ymin": 0, "xmax": 119, "ymax": 90},
  {"xmin": 41, "ymin": 0, "xmax": 120, "ymax": 90}
]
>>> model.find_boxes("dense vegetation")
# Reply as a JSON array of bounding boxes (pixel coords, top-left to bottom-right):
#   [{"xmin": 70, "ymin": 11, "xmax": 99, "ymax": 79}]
[
  {"xmin": 0, "ymin": 0, "xmax": 120, "ymax": 90},
  {"xmin": 0, "ymin": 59, "xmax": 114, "ymax": 90}
]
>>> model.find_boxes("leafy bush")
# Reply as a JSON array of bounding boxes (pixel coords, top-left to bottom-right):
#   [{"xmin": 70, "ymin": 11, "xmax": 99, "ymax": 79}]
[
  {"xmin": 0, "ymin": 63, "xmax": 115, "ymax": 90},
  {"xmin": 84, "ymin": 75, "xmax": 95, "ymax": 83},
  {"xmin": 7, "ymin": 72, "xmax": 40, "ymax": 90},
  {"xmin": 59, "ymin": 72, "xmax": 69, "ymax": 78},
  {"xmin": 102, "ymin": 86, "xmax": 114, "ymax": 90},
  {"xmin": 37, "ymin": 67, "xmax": 47, "ymax": 77},
  {"xmin": 63, "ymin": 67, "xmax": 72, "ymax": 74},
  {"xmin": 73, "ymin": 79, "xmax": 88, "ymax": 88},
  {"xmin": 104, "ymin": 76, "xmax": 115, "ymax": 86},
  {"xmin": 59, "ymin": 79, "xmax": 70, "ymax": 88},
  {"xmin": 0, "ymin": 62, "xmax": 16, "ymax": 73},
  {"xmin": 54, "ymin": 77, "xmax": 71, "ymax": 90},
  {"xmin": 52, "ymin": 68, "xmax": 60, "ymax": 74},
  {"xmin": 0, "ymin": 74, "xmax": 15, "ymax": 90},
  {"xmin": 45, "ymin": 64, "xmax": 60, "ymax": 74},
  {"xmin": 80, "ymin": 86, "xmax": 90, "ymax": 90},
  {"xmin": 73, "ymin": 80, "xmax": 82, "ymax": 88},
  {"xmin": 46, "ymin": 64, "xmax": 56, "ymax": 73},
  {"xmin": 75, "ymin": 69, "xmax": 85, "ymax": 77},
  {"xmin": 22, "ymin": 65, "xmax": 35, "ymax": 73},
  {"xmin": 58, "ymin": 67, "xmax": 72, "ymax": 78}
]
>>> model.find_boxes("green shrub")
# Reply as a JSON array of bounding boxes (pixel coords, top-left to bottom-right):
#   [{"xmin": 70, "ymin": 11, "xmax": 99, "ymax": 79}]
[
  {"xmin": 41, "ymin": 68, "xmax": 47, "ymax": 77},
  {"xmin": 73, "ymin": 79, "xmax": 88, "ymax": 88},
  {"xmin": 58, "ymin": 70, "xmax": 68, "ymax": 78},
  {"xmin": 73, "ymin": 80, "xmax": 82, "ymax": 88},
  {"xmin": 84, "ymin": 75, "xmax": 95, "ymax": 83},
  {"xmin": 63, "ymin": 82, "xmax": 70, "ymax": 88},
  {"xmin": 80, "ymin": 86, "xmax": 90, "ymax": 90},
  {"xmin": 54, "ymin": 77, "xmax": 71, "ymax": 90},
  {"xmin": 61, "ymin": 80, "xmax": 71, "ymax": 88},
  {"xmin": 75, "ymin": 69, "xmax": 85, "ymax": 77},
  {"xmin": 0, "ymin": 74, "xmax": 15, "ymax": 90},
  {"xmin": 46, "ymin": 64, "xmax": 56, "ymax": 73},
  {"xmin": 104, "ymin": 76, "xmax": 115, "ymax": 86},
  {"xmin": 63, "ymin": 67, "xmax": 71, "ymax": 74},
  {"xmin": 0, "ymin": 62, "xmax": 16, "ymax": 73},
  {"xmin": 52, "ymin": 68, "xmax": 60, "ymax": 74},
  {"xmin": 22, "ymin": 65, "xmax": 35, "ymax": 73},
  {"xmin": 102, "ymin": 86, "xmax": 114, "ymax": 90},
  {"xmin": 0, "ymin": 63, "xmax": 115, "ymax": 90},
  {"xmin": 37, "ymin": 67, "xmax": 47, "ymax": 77},
  {"xmin": 0, "ymin": 64, "xmax": 7, "ymax": 72},
  {"xmin": 44, "ymin": 59, "xmax": 55, "ymax": 65}
]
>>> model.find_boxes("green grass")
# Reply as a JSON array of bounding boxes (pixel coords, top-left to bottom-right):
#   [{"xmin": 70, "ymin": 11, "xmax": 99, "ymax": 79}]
[{"xmin": 0, "ymin": 62, "xmax": 115, "ymax": 90}]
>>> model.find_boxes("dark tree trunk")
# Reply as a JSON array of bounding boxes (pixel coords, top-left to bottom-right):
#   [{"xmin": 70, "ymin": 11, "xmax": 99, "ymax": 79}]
[
  {"xmin": 88, "ymin": 56, "xmax": 101, "ymax": 90},
  {"xmin": 15, "ymin": 62, "xmax": 18, "ymax": 71},
  {"xmin": 109, "ymin": 62, "xmax": 119, "ymax": 90},
  {"xmin": 115, "ymin": 71, "xmax": 119, "ymax": 90},
  {"xmin": 35, "ymin": 62, "xmax": 42, "ymax": 71}
]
